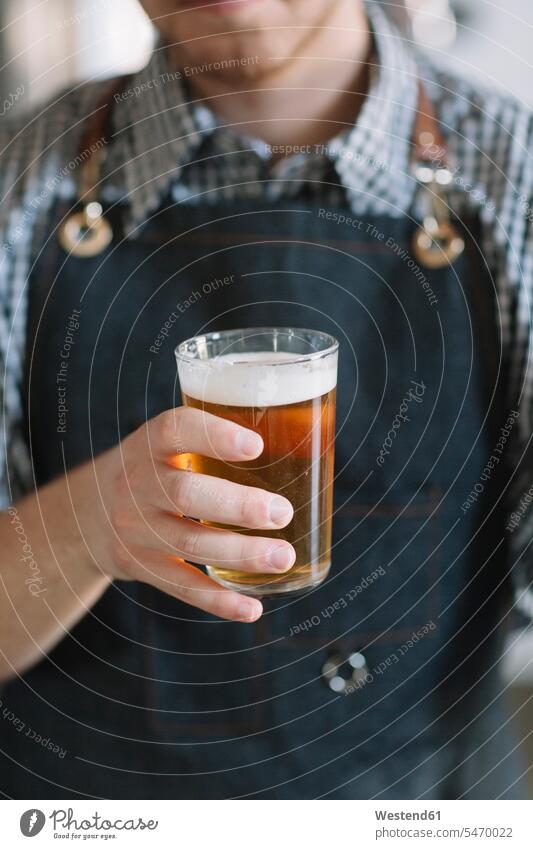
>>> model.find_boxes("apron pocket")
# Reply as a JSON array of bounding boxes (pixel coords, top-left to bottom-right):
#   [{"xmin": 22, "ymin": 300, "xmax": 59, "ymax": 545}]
[
  {"xmin": 267, "ymin": 483, "xmax": 442, "ymax": 644},
  {"xmin": 259, "ymin": 484, "xmax": 442, "ymax": 747},
  {"xmin": 140, "ymin": 586, "xmax": 267, "ymax": 742}
]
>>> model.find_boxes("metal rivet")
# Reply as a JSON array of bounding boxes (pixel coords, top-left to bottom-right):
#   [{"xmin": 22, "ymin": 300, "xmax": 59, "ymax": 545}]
[
  {"xmin": 86, "ymin": 201, "xmax": 103, "ymax": 221},
  {"xmin": 322, "ymin": 651, "xmax": 369, "ymax": 694},
  {"xmin": 435, "ymin": 168, "xmax": 453, "ymax": 186},
  {"xmin": 414, "ymin": 165, "xmax": 434, "ymax": 184},
  {"xmin": 329, "ymin": 676, "xmax": 346, "ymax": 693},
  {"xmin": 348, "ymin": 652, "xmax": 367, "ymax": 670}
]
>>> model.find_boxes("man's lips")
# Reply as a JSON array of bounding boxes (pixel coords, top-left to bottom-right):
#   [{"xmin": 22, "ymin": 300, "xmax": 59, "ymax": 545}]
[{"xmin": 180, "ymin": 0, "xmax": 265, "ymax": 13}]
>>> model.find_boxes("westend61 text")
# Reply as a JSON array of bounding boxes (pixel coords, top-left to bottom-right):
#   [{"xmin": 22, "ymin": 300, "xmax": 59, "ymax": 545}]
[{"xmin": 375, "ymin": 810, "xmax": 441, "ymax": 820}]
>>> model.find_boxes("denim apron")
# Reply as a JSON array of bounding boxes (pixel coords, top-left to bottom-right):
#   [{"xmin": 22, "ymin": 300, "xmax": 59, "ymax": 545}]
[{"xmin": 0, "ymin": 110, "xmax": 523, "ymax": 799}]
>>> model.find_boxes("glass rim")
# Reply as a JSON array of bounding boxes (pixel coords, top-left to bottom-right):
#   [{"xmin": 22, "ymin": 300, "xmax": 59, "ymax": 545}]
[{"xmin": 175, "ymin": 327, "xmax": 339, "ymax": 367}]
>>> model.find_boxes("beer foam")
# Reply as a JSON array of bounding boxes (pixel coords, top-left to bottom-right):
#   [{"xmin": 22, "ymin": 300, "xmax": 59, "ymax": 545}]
[{"xmin": 178, "ymin": 350, "xmax": 337, "ymax": 407}]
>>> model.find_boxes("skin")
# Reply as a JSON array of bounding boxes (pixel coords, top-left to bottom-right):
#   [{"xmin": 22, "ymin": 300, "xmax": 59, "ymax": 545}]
[
  {"xmin": 141, "ymin": 0, "xmax": 371, "ymax": 148},
  {"xmin": 0, "ymin": 0, "xmax": 371, "ymax": 682}
]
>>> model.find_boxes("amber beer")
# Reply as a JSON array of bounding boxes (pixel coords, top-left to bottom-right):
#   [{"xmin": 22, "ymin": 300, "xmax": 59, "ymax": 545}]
[{"xmin": 176, "ymin": 329, "xmax": 338, "ymax": 596}]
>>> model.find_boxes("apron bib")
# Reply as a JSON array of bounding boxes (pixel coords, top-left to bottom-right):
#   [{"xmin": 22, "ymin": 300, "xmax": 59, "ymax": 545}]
[{"xmin": 0, "ymin": 197, "xmax": 521, "ymax": 799}]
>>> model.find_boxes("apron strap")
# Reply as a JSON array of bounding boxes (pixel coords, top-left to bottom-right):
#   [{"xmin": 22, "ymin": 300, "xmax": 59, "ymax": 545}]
[
  {"xmin": 414, "ymin": 82, "xmax": 447, "ymax": 165},
  {"xmin": 78, "ymin": 74, "xmax": 132, "ymax": 202}
]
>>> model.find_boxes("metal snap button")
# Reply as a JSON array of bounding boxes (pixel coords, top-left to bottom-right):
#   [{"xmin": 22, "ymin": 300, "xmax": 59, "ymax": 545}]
[{"xmin": 322, "ymin": 651, "xmax": 369, "ymax": 694}]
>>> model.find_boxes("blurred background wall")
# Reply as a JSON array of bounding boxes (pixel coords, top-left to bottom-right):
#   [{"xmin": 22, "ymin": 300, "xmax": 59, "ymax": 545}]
[
  {"xmin": 0, "ymin": 0, "xmax": 153, "ymax": 111},
  {"xmin": 1, "ymin": 0, "xmax": 532, "ymax": 790}
]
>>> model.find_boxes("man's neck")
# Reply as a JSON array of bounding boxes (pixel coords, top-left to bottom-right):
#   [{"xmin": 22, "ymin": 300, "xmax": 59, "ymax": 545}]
[{"xmin": 172, "ymin": 0, "xmax": 372, "ymax": 151}]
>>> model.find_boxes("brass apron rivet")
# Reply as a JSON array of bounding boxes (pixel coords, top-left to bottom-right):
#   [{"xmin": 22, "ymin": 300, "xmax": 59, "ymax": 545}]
[
  {"xmin": 59, "ymin": 203, "xmax": 113, "ymax": 258},
  {"xmin": 412, "ymin": 163, "xmax": 466, "ymax": 270},
  {"xmin": 413, "ymin": 218, "xmax": 465, "ymax": 270}
]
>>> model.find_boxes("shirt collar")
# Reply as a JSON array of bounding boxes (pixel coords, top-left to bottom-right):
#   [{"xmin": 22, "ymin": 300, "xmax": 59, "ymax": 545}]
[{"xmin": 109, "ymin": 0, "xmax": 420, "ymax": 229}]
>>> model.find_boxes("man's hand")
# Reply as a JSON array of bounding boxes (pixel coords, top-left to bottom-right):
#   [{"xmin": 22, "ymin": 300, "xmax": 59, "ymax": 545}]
[
  {"xmin": 0, "ymin": 406, "xmax": 295, "ymax": 681},
  {"xmin": 93, "ymin": 406, "xmax": 295, "ymax": 622}
]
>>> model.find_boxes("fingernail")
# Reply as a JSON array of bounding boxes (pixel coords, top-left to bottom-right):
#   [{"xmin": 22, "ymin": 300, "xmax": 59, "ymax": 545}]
[
  {"xmin": 267, "ymin": 544, "xmax": 295, "ymax": 571},
  {"xmin": 238, "ymin": 600, "xmax": 262, "ymax": 622},
  {"xmin": 236, "ymin": 430, "xmax": 263, "ymax": 458},
  {"xmin": 269, "ymin": 496, "xmax": 293, "ymax": 526}
]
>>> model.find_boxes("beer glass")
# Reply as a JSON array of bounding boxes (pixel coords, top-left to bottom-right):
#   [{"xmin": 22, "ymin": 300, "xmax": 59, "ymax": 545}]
[{"xmin": 175, "ymin": 328, "xmax": 338, "ymax": 597}]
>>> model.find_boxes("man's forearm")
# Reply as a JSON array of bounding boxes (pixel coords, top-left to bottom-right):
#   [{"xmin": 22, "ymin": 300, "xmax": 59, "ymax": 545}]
[{"xmin": 0, "ymin": 464, "xmax": 111, "ymax": 683}]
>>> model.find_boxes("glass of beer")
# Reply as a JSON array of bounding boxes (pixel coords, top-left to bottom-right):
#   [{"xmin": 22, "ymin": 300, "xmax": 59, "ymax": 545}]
[{"xmin": 175, "ymin": 328, "xmax": 338, "ymax": 597}]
